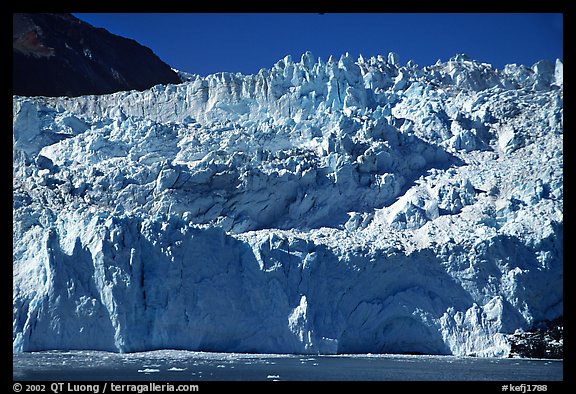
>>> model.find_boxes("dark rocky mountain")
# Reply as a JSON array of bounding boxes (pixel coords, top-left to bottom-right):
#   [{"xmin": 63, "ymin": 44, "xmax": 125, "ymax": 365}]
[{"xmin": 13, "ymin": 13, "xmax": 182, "ymax": 97}]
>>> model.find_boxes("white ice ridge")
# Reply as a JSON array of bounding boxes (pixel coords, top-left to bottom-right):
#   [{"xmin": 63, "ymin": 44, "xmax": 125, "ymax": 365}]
[{"xmin": 13, "ymin": 53, "xmax": 563, "ymax": 357}]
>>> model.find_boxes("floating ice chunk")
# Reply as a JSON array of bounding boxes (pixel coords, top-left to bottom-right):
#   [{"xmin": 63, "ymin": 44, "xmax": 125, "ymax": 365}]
[
  {"xmin": 138, "ymin": 368, "xmax": 160, "ymax": 373},
  {"xmin": 168, "ymin": 367, "xmax": 187, "ymax": 371}
]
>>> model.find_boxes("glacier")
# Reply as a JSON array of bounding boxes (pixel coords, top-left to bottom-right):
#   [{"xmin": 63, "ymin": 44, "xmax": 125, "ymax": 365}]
[{"xmin": 13, "ymin": 52, "xmax": 563, "ymax": 357}]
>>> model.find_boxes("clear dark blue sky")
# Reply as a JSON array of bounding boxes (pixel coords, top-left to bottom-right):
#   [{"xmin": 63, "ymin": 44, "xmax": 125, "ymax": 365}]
[{"xmin": 74, "ymin": 13, "xmax": 563, "ymax": 76}]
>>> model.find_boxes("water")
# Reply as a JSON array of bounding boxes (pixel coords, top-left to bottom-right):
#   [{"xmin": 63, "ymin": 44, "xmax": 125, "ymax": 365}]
[{"xmin": 13, "ymin": 350, "xmax": 563, "ymax": 381}]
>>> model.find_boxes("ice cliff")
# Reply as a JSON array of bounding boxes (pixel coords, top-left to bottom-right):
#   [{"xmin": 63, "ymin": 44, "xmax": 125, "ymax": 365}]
[{"xmin": 13, "ymin": 52, "xmax": 563, "ymax": 357}]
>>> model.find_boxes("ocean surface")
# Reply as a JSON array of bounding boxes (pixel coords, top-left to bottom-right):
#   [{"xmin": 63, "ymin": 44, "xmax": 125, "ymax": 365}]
[{"xmin": 13, "ymin": 350, "xmax": 563, "ymax": 381}]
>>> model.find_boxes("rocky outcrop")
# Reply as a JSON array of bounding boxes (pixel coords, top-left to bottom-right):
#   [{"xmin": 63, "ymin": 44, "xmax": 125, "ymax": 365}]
[{"xmin": 508, "ymin": 318, "xmax": 563, "ymax": 359}]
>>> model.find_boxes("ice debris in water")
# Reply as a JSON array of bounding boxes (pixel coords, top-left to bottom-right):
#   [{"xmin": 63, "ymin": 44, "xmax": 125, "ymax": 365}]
[{"xmin": 13, "ymin": 52, "xmax": 562, "ymax": 357}]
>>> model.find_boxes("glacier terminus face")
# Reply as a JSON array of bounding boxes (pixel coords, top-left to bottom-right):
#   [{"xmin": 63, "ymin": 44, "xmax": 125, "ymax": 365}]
[{"xmin": 13, "ymin": 52, "xmax": 563, "ymax": 357}]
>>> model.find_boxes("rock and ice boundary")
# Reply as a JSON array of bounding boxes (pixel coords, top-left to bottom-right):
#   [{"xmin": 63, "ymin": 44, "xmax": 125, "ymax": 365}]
[{"xmin": 13, "ymin": 53, "xmax": 563, "ymax": 356}]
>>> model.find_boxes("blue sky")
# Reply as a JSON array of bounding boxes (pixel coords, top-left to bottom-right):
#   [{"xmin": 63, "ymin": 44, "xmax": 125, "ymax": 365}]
[{"xmin": 74, "ymin": 13, "xmax": 563, "ymax": 76}]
